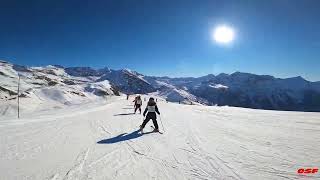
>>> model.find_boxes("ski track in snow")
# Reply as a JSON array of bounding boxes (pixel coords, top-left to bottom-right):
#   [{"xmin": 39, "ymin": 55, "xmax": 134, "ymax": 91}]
[{"xmin": 0, "ymin": 96, "xmax": 319, "ymax": 180}]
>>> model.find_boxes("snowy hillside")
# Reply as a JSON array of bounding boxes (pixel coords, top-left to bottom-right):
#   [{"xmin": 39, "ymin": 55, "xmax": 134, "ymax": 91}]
[
  {"xmin": 1, "ymin": 60, "xmax": 320, "ymax": 112},
  {"xmin": 145, "ymin": 79, "xmax": 206, "ymax": 104},
  {"xmin": 0, "ymin": 61, "xmax": 120, "ymax": 119},
  {"xmin": 64, "ymin": 66, "xmax": 155, "ymax": 94},
  {"xmin": 98, "ymin": 69, "xmax": 155, "ymax": 94},
  {"xmin": 147, "ymin": 72, "xmax": 320, "ymax": 112},
  {"xmin": 1, "ymin": 61, "xmax": 319, "ymax": 179},
  {"xmin": 190, "ymin": 72, "xmax": 320, "ymax": 111},
  {"xmin": 0, "ymin": 95, "xmax": 319, "ymax": 180}
]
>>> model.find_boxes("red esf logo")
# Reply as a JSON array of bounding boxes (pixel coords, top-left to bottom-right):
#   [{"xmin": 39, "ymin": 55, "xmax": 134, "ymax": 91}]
[{"xmin": 297, "ymin": 168, "xmax": 318, "ymax": 174}]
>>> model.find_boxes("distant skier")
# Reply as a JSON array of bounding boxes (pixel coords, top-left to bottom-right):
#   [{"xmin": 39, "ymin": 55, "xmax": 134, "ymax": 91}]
[
  {"xmin": 133, "ymin": 95, "xmax": 142, "ymax": 114},
  {"xmin": 133, "ymin": 96, "xmax": 138, "ymax": 106},
  {"xmin": 126, "ymin": 94, "xmax": 129, "ymax": 100},
  {"xmin": 140, "ymin": 97, "xmax": 161, "ymax": 132}
]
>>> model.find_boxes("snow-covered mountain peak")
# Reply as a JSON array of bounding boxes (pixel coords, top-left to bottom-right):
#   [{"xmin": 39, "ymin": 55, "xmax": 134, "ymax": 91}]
[
  {"xmin": 122, "ymin": 68, "xmax": 133, "ymax": 73},
  {"xmin": 2, "ymin": 60, "xmax": 320, "ymax": 112}
]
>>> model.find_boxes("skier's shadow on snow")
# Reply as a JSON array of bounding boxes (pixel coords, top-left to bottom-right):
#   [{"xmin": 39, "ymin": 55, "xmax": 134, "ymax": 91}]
[
  {"xmin": 114, "ymin": 112, "xmax": 135, "ymax": 116},
  {"xmin": 97, "ymin": 130, "xmax": 153, "ymax": 144},
  {"xmin": 122, "ymin": 107, "xmax": 134, "ymax": 110}
]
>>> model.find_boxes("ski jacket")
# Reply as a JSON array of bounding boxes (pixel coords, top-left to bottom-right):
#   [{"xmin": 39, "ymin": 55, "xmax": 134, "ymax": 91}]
[
  {"xmin": 133, "ymin": 98, "xmax": 142, "ymax": 105},
  {"xmin": 136, "ymin": 99, "xmax": 142, "ymax": 105},
  {"xmin": 143, "ymin": 101, "xmax": 160, "ymax": 116}
]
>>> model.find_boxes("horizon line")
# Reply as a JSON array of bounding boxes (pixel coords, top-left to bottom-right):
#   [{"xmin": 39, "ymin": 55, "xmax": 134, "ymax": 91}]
[{"xmin": 1, "ymin": 59, "xmax": 319, "ymax": 82}]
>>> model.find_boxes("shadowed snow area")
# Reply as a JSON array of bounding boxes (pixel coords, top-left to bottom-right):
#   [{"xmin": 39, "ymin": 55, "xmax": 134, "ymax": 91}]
[{"xmin": 0, "ymin": 96, "xmax": 319, "ymax": 180}]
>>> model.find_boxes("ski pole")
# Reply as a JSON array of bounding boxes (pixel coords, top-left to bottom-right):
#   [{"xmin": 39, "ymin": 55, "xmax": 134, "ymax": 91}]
[{"xmin": 159, "ymin": 115, "xmax": 165, "ymax": 132}]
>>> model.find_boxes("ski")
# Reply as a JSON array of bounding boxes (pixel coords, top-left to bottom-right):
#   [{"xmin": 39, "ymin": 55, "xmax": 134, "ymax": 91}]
[{"xmin": 150, "ymin": 126, "xmax": 163, "ymax": 134}]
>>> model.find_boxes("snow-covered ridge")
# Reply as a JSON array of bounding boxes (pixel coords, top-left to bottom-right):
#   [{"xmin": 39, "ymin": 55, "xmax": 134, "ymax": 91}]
[
  {"xmin": 146, "ymin": 72, "xmax": 320, "ymax": 111},
  {"xmin": 0, "ymin": 61, "xmax": 120, "ymax": 119},
  {"xmin": 1, "ymin": 60, "xmax": 320, "ymax": 112}
]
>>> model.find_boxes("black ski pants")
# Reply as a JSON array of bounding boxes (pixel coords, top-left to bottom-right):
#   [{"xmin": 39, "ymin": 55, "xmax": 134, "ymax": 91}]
[
  {"xmin": 135, "ymin": 104, "xmax": 141, "ymax": 114},
  {"xmin": 141, "ymin": 112, "xmax": 159, "ymax": 130}
]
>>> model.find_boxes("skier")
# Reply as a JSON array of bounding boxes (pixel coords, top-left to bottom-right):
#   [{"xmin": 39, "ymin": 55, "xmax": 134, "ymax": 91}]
[
  {"xmin": 126, "ymin": 94, "xmax": 129, "ymax": 100},
  {"xmin": 140, "ymin": 97, "xmax": 161, "ymax": 132},
  {"xmin": 133, "ymin": 96, "xmax": 138, "ymax": 107},
  {"xmin": 133, "ymin": 95, "xmax": 142, "ymax": 114}
]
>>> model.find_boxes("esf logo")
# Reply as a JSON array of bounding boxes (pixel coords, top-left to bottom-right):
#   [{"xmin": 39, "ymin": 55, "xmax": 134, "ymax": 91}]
[{"xmin": 297, "ymin": 168, "xmax": 318, "ymax": 174}]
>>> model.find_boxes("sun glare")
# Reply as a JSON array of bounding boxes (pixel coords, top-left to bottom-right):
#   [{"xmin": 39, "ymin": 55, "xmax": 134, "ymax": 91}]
[{"xmin": 212, "ymin": 25, "xmax": 235, "ymax": 44}]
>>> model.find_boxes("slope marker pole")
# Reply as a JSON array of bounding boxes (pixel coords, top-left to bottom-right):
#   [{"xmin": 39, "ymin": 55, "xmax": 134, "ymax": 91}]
[{"xmin": 17, "ymin": 74, "xmax": 20, "ymax": 119}]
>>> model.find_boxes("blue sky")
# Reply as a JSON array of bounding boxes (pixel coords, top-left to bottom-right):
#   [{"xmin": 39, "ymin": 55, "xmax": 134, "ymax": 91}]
[{"xmin": 0, "ymin": 0, "xmax": 320, "ymax": 81}]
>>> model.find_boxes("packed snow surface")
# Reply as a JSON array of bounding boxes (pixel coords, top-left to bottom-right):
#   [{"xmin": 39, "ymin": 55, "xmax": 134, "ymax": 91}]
[{"xmin": 0, "ymin": 96, "xmax": 319, "ymax": 180}]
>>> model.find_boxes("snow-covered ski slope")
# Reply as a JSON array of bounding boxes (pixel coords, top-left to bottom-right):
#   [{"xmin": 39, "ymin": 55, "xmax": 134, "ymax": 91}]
[{"xmin": 0, "ymin": 96, "xmax": 319, "ymax": 180}]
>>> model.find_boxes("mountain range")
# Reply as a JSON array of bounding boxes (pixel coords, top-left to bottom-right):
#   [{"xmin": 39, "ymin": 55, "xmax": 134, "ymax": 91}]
[{"xmin": 1, "ymin": 60, "xmax": 320, "ymax": 112}]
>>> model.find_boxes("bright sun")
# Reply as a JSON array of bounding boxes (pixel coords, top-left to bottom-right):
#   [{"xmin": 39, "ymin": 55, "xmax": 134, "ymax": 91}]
[{"xmin": 212, "ymin": 25, "xmax": 235, "ymax": 44}]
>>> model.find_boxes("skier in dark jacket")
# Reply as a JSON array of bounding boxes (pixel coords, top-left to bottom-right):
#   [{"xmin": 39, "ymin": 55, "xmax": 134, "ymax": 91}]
[{"xmin": 140, "ymin": 97, "xmax": 160, "ymax": 132}]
